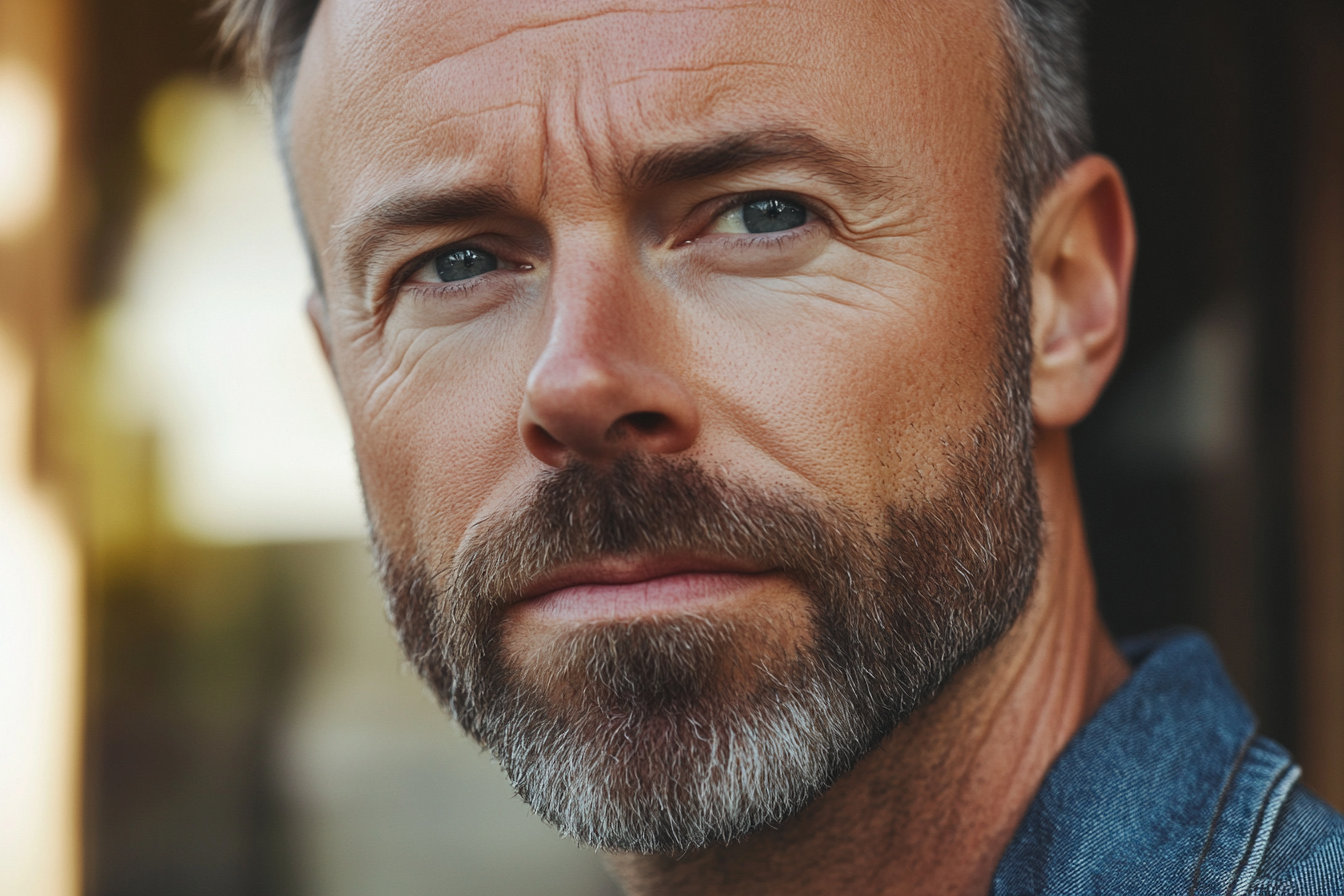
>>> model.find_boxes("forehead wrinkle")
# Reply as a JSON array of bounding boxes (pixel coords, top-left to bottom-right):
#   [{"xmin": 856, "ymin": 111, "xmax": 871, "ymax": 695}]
[
  {"xmin": 362, "ymin": 0, "xmax": 802, "ymax": 141},
  {"xmin": 605, "ymin": 58, "xmax": 807, "ymax": 91},
  {"xmin": 353, "ymin": 102, "xmax": 543, "ymax": 200},
  {"xmin": 533, "ymin": 66, "xmax": 629, "ymax": 211},
  {"xmin": 396, "ymin": 0, "xmax": 779, "ymax": 69},
  {"xmin": 411, "ymin": 99, "xmax": 545, "ymax": 127}
]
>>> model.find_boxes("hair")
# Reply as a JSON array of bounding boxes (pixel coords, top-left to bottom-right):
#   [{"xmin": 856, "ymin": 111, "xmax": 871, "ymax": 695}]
[
  {"xmin": 212, "ymin": 0, "xmax": 1091, "ymax": 312},
  {"xmin": 213, "ymin": 0, "xmax": 318, "ymax": 125}
]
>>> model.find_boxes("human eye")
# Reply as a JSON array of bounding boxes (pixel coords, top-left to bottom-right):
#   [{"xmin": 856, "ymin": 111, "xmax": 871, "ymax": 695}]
[
  {"xmin": 707, "ymin": 196, "xmax": 811, "ymax": 235},
  {"xmin": 410, "ymin": 246, "xmax": 500, "ymax": 284}
]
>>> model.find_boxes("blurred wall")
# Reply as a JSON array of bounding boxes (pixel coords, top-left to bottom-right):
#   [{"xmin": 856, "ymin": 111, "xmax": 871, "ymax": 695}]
[
  {"xmin": 0, "ymin": 0, "xmax": 83, "ymax": 893},
  {"xmin": 1074, "ymin": 0, "xmax": 1344, "ymax": 801},
  {"xmin": 1292, "ymin": 0, "xmax": 1344, "ymax": 807}
]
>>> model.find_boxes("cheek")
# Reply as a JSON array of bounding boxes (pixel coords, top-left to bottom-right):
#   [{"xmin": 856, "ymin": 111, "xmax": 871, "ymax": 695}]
[
  {"xmin": 339, "ymin": 319, "xmax": 537, "ymax": 556},
  {"xmin": 687, "ymin": 253, "xmax": 1004, "ymax": 511}
]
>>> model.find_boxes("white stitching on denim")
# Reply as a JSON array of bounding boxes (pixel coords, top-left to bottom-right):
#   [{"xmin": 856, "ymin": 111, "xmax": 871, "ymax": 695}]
[
  {"xmin": 1191, "ymin": 733, "xmax": 1258, "ymax": 896},
  {"xmin": 1228, "ymin": 763, "xmax": 1303, "ymax": 896}
]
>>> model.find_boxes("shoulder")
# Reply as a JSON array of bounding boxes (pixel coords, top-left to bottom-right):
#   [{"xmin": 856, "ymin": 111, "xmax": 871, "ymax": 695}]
[
  {"xmin": 1248, "ymin": 783, "xmax": 1344, "ymax": 895},
  {"xmin": 991, "ymin": 633, "xmax": 1344, "ymax": 896}
]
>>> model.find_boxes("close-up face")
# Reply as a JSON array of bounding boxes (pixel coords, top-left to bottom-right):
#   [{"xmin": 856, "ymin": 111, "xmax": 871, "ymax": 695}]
[
  {"xmin": 293, "ymin": 0, "xmax": 1014, "ymax": 547},
  {"xmin": 289, "ymin": 0, "xmax": 1042, "ymax": 853}
]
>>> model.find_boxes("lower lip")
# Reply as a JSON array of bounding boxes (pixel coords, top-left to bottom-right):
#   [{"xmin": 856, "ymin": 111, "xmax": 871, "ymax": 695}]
[{"xmin": 515, "ymin": 572, "xmax": 765, "ymax": 623}]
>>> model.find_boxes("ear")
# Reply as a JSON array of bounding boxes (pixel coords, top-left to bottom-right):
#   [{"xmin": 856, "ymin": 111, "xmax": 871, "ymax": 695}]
[
  {"xmin": 1029, "ymin": 154, "xmax": 1136, "ymax": 430},
  {"xmin": 306, "ymin": 291, "xmax": 335, "ymax": 369}
]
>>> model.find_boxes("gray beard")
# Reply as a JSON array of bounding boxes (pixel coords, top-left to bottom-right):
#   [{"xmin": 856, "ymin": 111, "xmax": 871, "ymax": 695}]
[{"xmin": 372, "ymin": 364, "xmax": 1041, "ymax": 854}]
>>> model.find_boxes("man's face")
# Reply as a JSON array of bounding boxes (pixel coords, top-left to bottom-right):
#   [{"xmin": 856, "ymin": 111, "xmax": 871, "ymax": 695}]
[{"xmin": 290, "ymin": 0, "xmax": 1039, "ymax": 852}]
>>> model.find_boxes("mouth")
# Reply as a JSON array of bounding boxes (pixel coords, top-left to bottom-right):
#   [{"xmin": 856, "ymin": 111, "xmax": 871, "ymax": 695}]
[{"xmin": 512, "ymin": 555, "xmax": 776, "ymax": 623}]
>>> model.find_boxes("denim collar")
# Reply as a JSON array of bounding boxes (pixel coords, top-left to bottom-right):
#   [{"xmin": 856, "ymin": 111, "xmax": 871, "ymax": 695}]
[{"xmin": 991, "ymin": 630, "xmax": 1298, "ymax": 894}]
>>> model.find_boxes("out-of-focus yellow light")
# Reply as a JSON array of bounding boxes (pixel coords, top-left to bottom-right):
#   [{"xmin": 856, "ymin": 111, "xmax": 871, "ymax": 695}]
[
  {"xmin": 0, "ymin": 329, "xmax": 81, "ymax": 896},
  {"xmin": 0, "ymin": 59, "xmax": 58, "ymax": 239},
  {"xmin": 103, "ymin": 77, "xmax": 365, "ymax": 543}
]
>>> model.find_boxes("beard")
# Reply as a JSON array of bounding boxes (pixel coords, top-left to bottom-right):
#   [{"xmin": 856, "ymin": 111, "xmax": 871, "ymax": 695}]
[{"xmin": 371, "ymin": 345, "xmax": 1042, "ymax": 855}]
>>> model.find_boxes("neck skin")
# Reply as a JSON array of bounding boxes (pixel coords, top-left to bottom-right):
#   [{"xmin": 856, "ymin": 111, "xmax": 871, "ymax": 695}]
[{"xmin": 602, "ymin": 429, "xmax": 1130, "ymax": 896}]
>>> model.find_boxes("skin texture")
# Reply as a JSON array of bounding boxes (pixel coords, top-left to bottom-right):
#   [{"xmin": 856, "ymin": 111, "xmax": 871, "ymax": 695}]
[{"xmin": 288, "ymin": 0, "xmax": 1138, "ymax": 893}]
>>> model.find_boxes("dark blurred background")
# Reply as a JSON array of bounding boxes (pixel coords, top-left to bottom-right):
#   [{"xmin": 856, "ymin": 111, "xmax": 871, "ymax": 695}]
[{"xmin": 0, "ymin": 0, "xmax": 1340, "ymax": 894}]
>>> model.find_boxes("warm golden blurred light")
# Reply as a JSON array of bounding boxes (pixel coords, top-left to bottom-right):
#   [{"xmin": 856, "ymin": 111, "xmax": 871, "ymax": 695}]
[
  {"xmin": 0, "ymin": 330, "xmax": 81, "ymax": 896},
  {"xmin": 0, "ymin": 59, "xmax": 58, "ymax": 239},
  {"xmin": 101, "ymin": 77, "xmax": 365, "ymax": 543}
]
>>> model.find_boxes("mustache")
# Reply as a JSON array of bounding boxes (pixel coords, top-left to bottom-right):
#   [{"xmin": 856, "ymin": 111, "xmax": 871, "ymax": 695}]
[
  {"xmin": 378, "ymin": 427, "xmax": 1039, "ymax": 717},
  {"xmin": 443, "ymin": 454, "xmax": 880, "ymax": 612},
  {"xmin": 378, "ymin": 454, "xmax": 873, "ymax": 714}
]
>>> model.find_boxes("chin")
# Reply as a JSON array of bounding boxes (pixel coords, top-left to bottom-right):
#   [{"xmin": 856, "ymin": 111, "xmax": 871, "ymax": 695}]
[{"xmin": 476, "ymin": 612, "xmax": 878, "ymax": 854}]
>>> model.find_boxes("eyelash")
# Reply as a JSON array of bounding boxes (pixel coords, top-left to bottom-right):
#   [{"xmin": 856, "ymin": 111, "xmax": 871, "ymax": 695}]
[
  {"xmin": 384, "ymin": 243, "xmax": 509, "ymax": 306},
  {"xmin": 381, "ymin": 190, "xmax": 825, "ymax": 307},
  {"xmin": 693, "ymin": 190, "xmax": 826, "ymax": 242}
]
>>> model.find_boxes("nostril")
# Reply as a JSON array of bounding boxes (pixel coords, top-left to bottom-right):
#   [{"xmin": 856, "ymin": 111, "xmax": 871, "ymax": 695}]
[
  {"xmin": 623, "ymin": 411, "xmax": 667, "ymax": 435},
  {"xmin": 523, "ymin": 421, "xmax": 566, "ymax": 460}
]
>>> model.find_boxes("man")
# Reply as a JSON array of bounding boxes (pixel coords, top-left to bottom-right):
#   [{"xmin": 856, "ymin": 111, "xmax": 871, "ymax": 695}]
[{"xmin": 216, "ymin": 0, "xmax": 1344, "ymax": 892}]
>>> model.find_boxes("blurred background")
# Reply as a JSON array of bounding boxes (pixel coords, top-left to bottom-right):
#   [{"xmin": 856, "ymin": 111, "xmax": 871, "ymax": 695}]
[{"xmin": 0, "ymin": 0, "xmax": 1340, "ymax": 893}]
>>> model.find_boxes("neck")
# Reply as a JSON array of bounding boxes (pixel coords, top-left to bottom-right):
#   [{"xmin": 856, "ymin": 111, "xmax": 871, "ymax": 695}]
[{"xmin": 602, "ymin": 429, "xmax": 1129, "ymax": 896}]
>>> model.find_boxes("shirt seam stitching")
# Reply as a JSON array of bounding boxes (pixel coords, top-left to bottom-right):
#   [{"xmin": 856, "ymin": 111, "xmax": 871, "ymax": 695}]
[
  {"xmin": 1188, "ymin": 730, "xmax": 1258, "ymax": 896},
  {"xmin": 1227, "ymin": 763, "xmax": 1300, "ymax": 896}
]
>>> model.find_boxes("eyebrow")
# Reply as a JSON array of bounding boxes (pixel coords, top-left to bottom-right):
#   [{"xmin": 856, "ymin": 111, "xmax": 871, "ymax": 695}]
[
  {"xmin": 624, "ymin": 129, "xmax": 887, "ymax": 196},
  {"xmin": 332, "ymin": 129, "xmax": 892, "ymax": 291},
  {"xmin": 333, "ymin": 184, "xmax": 518, "ymax": 289}
]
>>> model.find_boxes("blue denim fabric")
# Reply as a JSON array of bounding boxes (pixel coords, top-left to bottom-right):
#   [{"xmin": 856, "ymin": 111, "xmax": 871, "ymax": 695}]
[{"xmin": 991, "ymin": 630, "xmax": 1344, "ymax": 895}]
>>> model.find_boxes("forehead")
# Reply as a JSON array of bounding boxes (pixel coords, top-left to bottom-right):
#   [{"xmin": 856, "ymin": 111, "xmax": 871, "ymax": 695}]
[{"xmin": 290, "ymin": 0, "xmax": 1006, "ymax": 238}]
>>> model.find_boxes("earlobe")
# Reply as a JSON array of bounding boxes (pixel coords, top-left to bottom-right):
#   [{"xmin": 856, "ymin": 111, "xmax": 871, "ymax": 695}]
[
  {"xmin": 306, "ymin": 291, "xmax": 335, "ymax": 370},
  {"xmin": 1029, "ymin": 154, "xmax": 1136, "ymax": 430}
]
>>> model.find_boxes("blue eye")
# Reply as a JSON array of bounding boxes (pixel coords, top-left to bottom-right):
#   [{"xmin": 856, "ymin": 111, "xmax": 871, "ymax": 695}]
[
  {"xmin": 741, "ymin": 198, "xmax": 807, "ymax": 233},
  {"xmin": 709, "ymin": 197, "xmax": 811, "ymax": 236},
  {"xmin": 434, "ymin": 247, "xmax": 498, "ymax": 282}
]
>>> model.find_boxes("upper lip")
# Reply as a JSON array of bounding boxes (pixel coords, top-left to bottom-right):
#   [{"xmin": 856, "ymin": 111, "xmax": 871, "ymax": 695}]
[{"xmin": 515, "ymin": 554, "xmax": 768, "ymax": 603}]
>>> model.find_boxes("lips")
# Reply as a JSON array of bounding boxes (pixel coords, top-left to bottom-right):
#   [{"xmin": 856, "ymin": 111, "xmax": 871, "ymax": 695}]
[{"xmin": 512, "ymin": 555, "xmax": 773, "ymax": 622}]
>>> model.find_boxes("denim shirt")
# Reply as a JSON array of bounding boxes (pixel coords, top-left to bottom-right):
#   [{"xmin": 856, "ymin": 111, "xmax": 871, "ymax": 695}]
[{"xmin": 992, "ymin": 630, "xmax": 1344, "ymax": 895}]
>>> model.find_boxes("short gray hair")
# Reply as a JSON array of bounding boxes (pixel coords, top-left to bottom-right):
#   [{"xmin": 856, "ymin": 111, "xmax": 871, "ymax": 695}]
[{"xmin": 995, "ymin": 0, "xmax": 1092, "ymax": 400}]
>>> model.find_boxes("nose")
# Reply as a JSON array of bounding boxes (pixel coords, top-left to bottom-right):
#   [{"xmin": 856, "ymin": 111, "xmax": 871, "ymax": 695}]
[{"xmin": 519, "ymin": 256, "xmax": 700, "ymax": 467}]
